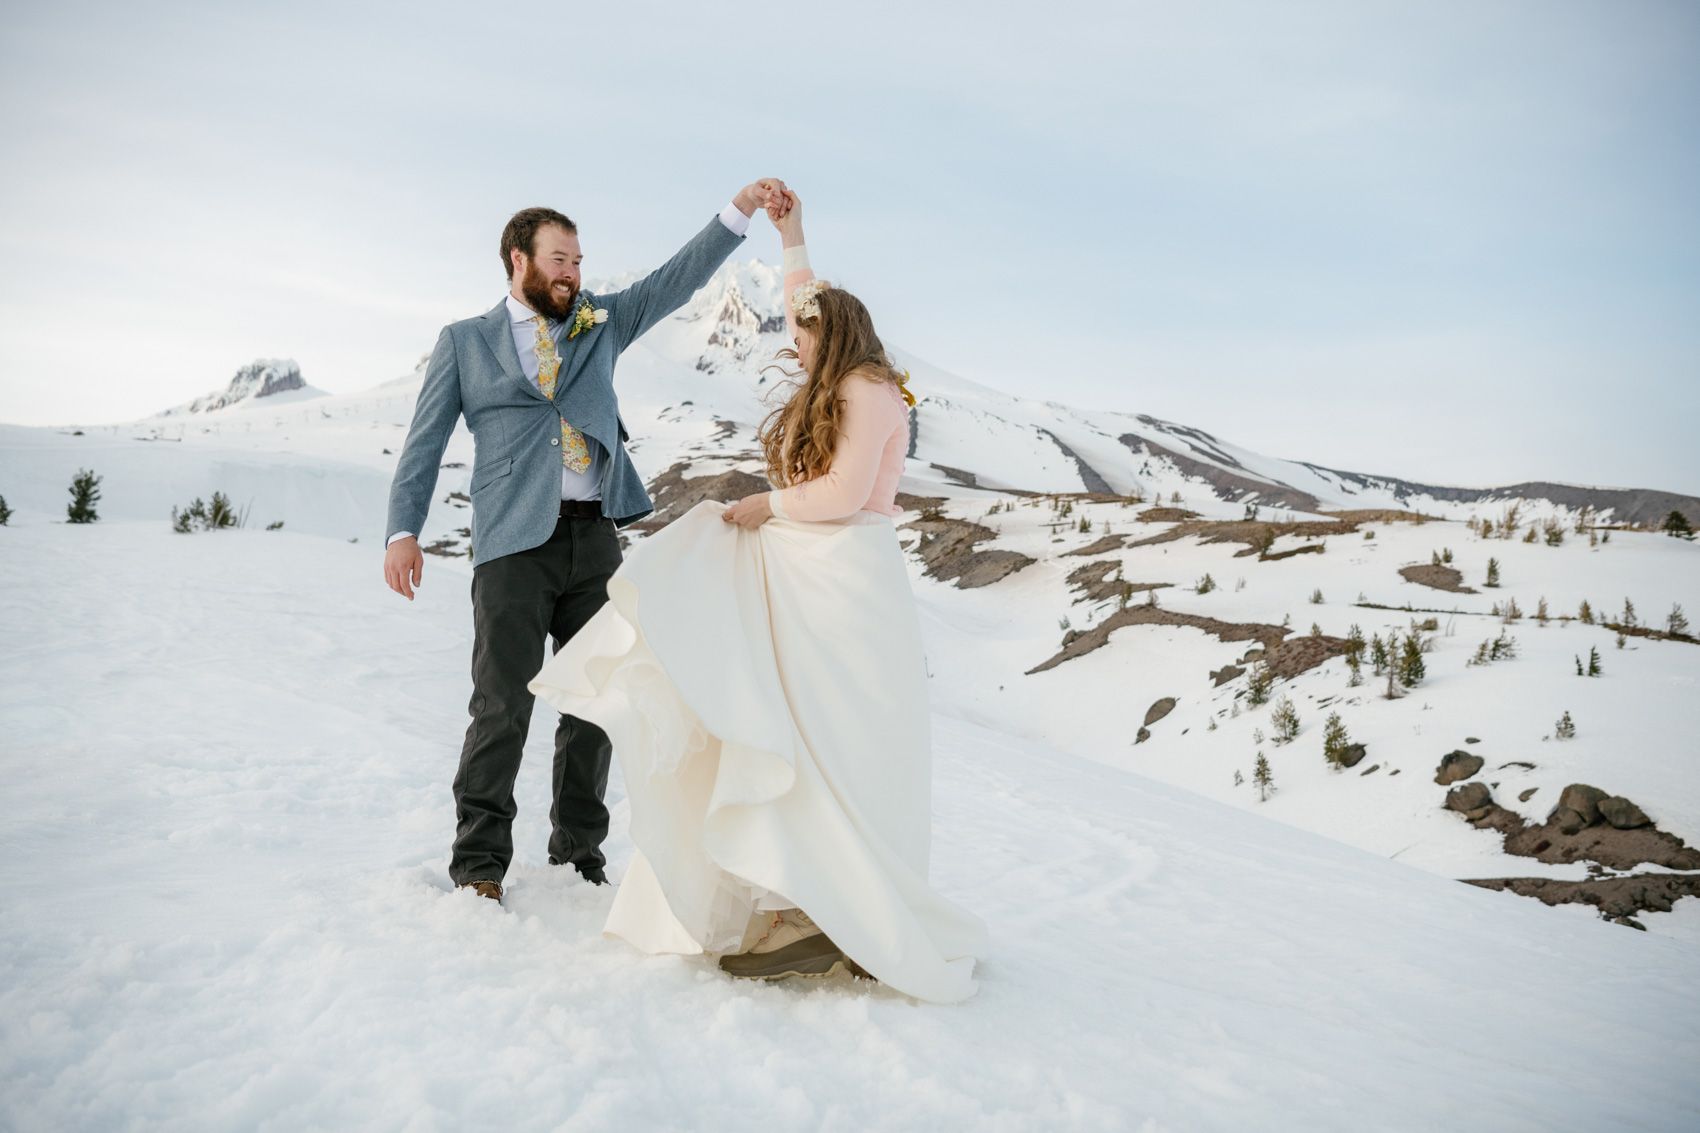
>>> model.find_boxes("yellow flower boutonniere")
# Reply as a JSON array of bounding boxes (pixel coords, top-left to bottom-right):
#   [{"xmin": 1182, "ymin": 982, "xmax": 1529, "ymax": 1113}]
[{"xmin": 567, "ymin": 298, "xmax": 608, "ymax": 340}]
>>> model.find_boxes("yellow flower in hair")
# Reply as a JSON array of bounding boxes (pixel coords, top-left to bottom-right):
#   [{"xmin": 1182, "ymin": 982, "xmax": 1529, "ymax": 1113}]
[{"xmin": 895, "ymin": 369, "xmax": 916, "ymax": 407}]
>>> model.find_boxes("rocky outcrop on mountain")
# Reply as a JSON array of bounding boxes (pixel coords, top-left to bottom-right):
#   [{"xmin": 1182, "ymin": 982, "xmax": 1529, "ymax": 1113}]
[
  {"xmin": 1038, "ymin": 428, "xmax": 1115, "ymax": 495},
  {"xmin": 1435, "ymin": 751, "xmax": 1485, "ymax": 785},
  {"xmin": 158, "ymin": 359, "xmax": 319, "ymax": 416},
  {"xmin": 1442, "ymin": 778, "xmax": 1700, "ymax": 923},
  {"xmin": 1463, "ymin": 873, "xmax": 1700, "ymax": 928},
  {"xmin": 902, "ymin": 513, "xmax": 1035, "ymax": 590},
  {"xmin": 637, "ymin": 460, "xmax": 770, "ymax": 531},
  {"xmin": 1122, "ymin": 432, "xmax": 1323, "ymax": 512}
]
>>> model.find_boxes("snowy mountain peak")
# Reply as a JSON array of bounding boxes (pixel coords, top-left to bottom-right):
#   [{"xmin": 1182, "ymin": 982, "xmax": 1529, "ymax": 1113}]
[
  {"xmin": 678, "ymin": 260, "xmax": 787, "ymax": 374},
  {"xmin": 156, "ymin": 358, "xmax": 327, "ymax": 417}
]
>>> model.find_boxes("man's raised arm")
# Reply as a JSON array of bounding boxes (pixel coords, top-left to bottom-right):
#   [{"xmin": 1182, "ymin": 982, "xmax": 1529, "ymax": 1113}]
[{"xmin": 602, "ymin": 179, "xmax": 791, "ymax": 353}]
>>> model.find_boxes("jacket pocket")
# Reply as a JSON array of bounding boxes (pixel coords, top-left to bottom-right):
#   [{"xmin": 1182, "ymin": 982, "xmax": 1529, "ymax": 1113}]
[{"xmin": 470, "ymin": 456, "xmax": 513, "ymax": 493}]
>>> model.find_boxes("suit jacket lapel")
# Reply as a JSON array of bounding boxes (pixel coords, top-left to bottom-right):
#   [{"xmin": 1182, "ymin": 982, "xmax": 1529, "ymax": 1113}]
[
  {"xmin": 478, "ymin": 300, "xmax": 548, "ymax": 403},
  {"xmin": 550, "ymin": 293, "xmax": 611, "ymax": 403}
]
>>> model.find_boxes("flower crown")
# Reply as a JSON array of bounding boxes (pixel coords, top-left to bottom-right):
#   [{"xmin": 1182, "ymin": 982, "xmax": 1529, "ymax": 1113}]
[{"xmin": 790, "ymin": 278, "xmax": 831, "ymax": 322}]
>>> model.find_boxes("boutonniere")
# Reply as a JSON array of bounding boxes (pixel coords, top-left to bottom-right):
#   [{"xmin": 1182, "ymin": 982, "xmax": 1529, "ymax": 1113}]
[{"xmin": 567, "ymin": 297, "xmax": 608, "ymax": 340}]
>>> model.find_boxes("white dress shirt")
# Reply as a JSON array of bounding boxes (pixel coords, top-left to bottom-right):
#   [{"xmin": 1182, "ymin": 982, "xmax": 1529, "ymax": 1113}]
[{"xmin": 388, "ymin": 202, "xmax": 752, "ymax": 547}]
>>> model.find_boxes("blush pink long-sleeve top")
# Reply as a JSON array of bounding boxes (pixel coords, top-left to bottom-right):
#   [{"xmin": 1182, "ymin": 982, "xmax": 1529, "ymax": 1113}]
[{"xmin": 765, "ymin": 246, "xmax": 911, "ymax": 523}]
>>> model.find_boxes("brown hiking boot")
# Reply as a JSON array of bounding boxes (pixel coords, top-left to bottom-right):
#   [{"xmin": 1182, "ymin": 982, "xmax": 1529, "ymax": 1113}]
[{"xmin": 457, "ymin": 880, "xmax": 503, "ymax": 903}]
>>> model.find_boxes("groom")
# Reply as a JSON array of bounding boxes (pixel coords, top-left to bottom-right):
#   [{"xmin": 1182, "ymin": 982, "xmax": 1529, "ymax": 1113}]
[{"xmin": 383, "ymin": 178, "xmax": 791, "ymax": 904}]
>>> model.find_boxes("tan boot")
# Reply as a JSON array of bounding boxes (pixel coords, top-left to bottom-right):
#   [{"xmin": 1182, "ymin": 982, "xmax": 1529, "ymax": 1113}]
[
  {"xmin": 718, "ymin": 909, "xmax": 869, "ymax": 981},
  {"xmin": 457, "ymin": 879, "xmax": 503, "ymax": 904}
]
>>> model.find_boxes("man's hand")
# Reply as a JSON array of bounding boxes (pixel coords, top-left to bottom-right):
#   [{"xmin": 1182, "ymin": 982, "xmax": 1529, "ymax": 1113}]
[
  {"xmin": 384, "ymin": 536, "xmax": 424, "ymax": 600},
  {"xmin": 734, "ymin": 178, "xmax": 791, "ymax": 219},
  {"xmin": 721, "ymin": 493, "xmax": 775, "ymax": 530}
]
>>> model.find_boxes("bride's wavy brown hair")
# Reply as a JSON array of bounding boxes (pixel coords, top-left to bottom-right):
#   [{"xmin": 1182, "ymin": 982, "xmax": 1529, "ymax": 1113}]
[{"xmin": 758, "ymin": 284, "xmax": 908, "ymax": 487}]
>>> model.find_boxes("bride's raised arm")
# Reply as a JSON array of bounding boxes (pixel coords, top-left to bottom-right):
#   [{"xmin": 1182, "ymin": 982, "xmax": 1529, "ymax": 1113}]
[{"xmin": 773, "ymin": 190, "xmax": 813, "ymax": 345}]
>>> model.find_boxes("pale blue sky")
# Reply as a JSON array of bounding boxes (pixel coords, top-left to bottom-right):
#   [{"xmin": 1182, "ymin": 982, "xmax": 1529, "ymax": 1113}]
[{"xmin": 2, "ymin": 0, "xmax": 1696, "ymax": 493}]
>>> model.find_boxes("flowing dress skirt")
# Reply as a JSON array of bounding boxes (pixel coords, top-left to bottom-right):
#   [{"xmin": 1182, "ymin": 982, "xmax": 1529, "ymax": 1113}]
[{"xmin": 527, "ymin": 501, "xmax": 987, "ymax": 1003}]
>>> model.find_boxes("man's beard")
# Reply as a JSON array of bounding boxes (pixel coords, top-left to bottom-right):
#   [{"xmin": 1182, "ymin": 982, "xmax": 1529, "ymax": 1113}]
[{"xmin": 519, "ymin": 259, "xmax": 578, "ymax": 321}]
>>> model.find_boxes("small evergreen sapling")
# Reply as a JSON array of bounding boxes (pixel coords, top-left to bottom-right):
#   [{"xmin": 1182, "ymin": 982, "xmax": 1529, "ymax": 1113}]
[
  {"xmin": 1270, "ymin": 697, "xmax": 1300, "ymax": 744},
  {"xmin": 1397, "ymin": 633, "xmax": 1426, "ymax": 687},
  {"xmin": 0, "ymin": 493, "xmax": 10, "ymax": 526},
  {"xmin": 1196, "ymin": 572, "xmax": 1216, "ymax": 595},
  {"xmin": 1485, "ymin": 557, "xmax": 1501, "ymax": 587},
  {"xmin": 1588, "ymin": 646, "xmax": 1602, "ymax": 677},
  {"xmin": 66, "ymin": 468, "xmax": 101, "ymax": 524},
  {"xmin": 1253, "ymin": 753, "xmax": 1275, "ymax": 801},
  {"xmin": 1245, "ymin": 662, "xmax": 1275, "ymax": 707},
  {"xmin": 1669, "ymin": 604, "xmax": 1690, "ymax": 636},
  {"xmin": 1321, "ymin": 712, "xmax": 1352, "ymax": 770},
  {"xmin": 1555, "ymin": 710, "xmax": 1576, "ymax": 740}
]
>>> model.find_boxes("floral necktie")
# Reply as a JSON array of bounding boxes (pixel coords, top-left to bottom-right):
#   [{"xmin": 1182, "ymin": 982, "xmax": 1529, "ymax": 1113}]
[{"xmin": 531, "ymin": 315, "xmax": 592, "ymax": 473}]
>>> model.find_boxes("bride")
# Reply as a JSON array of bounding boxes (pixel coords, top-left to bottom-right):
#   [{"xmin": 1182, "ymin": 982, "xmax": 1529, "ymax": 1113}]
[{"xmin": 527, "ymin": 189, "xmax": 987, "ymax": 1004}]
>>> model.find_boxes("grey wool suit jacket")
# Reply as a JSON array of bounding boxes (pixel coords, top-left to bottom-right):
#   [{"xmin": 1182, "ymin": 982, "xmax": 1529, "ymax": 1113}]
[{"xmin": 384, "ymin": 215, "xmax": 744, "ymax": 566}]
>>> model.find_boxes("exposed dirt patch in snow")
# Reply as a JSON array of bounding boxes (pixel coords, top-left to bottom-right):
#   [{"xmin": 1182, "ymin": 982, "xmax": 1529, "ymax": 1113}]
[{"xmin": 1400, "ymin": 563, "xmax": 1478, "ymax": 593}]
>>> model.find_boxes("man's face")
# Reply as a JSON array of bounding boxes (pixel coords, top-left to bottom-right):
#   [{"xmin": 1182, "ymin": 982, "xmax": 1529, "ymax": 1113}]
[{"xmin": 513, "ymin": 223, "xmax": 583, "ymax": 320}]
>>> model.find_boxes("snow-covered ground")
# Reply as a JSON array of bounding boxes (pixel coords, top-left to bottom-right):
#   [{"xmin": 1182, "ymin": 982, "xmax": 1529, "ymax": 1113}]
[
  {"xmin": 3, "ymin": 257, "xmax": 1698, "ymax": 1127},
  {"xmin": 2, "ymin": 519, "xmax": 1697, "ymax": 1131}
]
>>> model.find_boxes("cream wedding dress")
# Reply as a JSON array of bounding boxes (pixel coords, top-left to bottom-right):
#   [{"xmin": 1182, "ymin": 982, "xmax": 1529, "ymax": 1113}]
[{"xmin": 527, "ymin": 497, "xmax": 988, "ymax": 1004}]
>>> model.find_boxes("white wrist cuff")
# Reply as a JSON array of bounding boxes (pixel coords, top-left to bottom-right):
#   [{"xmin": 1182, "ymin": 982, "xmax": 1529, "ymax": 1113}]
[{"xmin": 719, "ymin": 202, "xmax": 752, "ymax": 237}]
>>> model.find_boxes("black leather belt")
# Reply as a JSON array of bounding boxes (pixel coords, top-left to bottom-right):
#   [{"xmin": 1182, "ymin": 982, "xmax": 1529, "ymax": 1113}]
[{"xmin": 558, "ymin": 499, "xmax": 604, "ymax": 520}]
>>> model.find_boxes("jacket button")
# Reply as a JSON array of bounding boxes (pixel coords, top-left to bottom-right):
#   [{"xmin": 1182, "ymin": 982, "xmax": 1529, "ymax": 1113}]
[{"xmin": 550, "ymin": 438, "xmax": 559, "ymax": 446}]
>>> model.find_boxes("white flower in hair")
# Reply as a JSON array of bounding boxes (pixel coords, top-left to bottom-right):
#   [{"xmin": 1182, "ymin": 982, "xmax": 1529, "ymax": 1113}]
[{"xmin": 791, "ymin": 278, "xmax": 830, "ymax": 321}]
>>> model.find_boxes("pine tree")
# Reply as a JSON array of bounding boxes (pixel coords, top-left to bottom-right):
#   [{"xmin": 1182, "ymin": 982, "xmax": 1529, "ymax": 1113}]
[
  {"xmin": 1485, "ymin": 557, "xmax": 1501, "ymax": 587},
  {"xmin": 1663, "ymin": 510, "xmax": 1695, "ymax": 539},
  {"xmin": 1578, "ymin": 599, "xmax": 1593, "ymax": 624},
  {"xmin": 1369, "ymin": 634, "xmax": 1389, "ymax": 675},
  {"xmin": 1346, "ymin": 650, "xmax": 1363, "ymax": 687},
  {"xmin": 1196, "ymin": 572, "xmax": 1216, "ymax": 594},
  {"xmin": 1536, "ymin": 597, "xmax": 1549, "ymax": 625},
  {"xmin": 66, "ymin": 468, "xmax": 101, "ymax": 523},
  {"xmin": 1442, "ymin": 547, "xmax": 1454, "ymax": 563},
  {"xmin": 0, "ymin": 494, "xmax": 10, "ymax": 525},
  {"xmin": 1271, "ymin": 697, "xmax": 1300, "ymax": 744},
  {"xmin": 1574, "ymin": 654, "xmax": 1584, "ymax": 677},
  {"xmin": 207, "ymin": 491, "xmax": 237, "ymax": 529},
  {"xmin": 1398, "ymin": 633, "xmax": 1426, "ymax": 687},
  {"xmin": 1253, "ymin": 752, "xmax": 1275, "ymax": 801},
  {"xmin": 1555, "ymin": 710, "xmax": 1576, "ymax": 740},
  {"xmin": 1245, "ymin": 662, "xmax": 1275, "ymax": 707},
  {"xmin": 1322, "ymin": 712, "xmax": 1352, "ymax": 769},
  {"xmin": 1669, "ymin": 604, "xmax": 1690, "ymax": 636},
  {"xmin": 1233, "ymin": 768, "xmax": 1243, "ymax": 786},
  {"xmin": 1309, "ymin": 588, "xmax": 1324, "ymax": 605},
  {"xmin": 1587, "ymin": 646, "xmax": 1601, "ymax": 676},
  {"xmin": 1621, "ymin": 598, "xmax": 1637, "ymax": 628}
]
